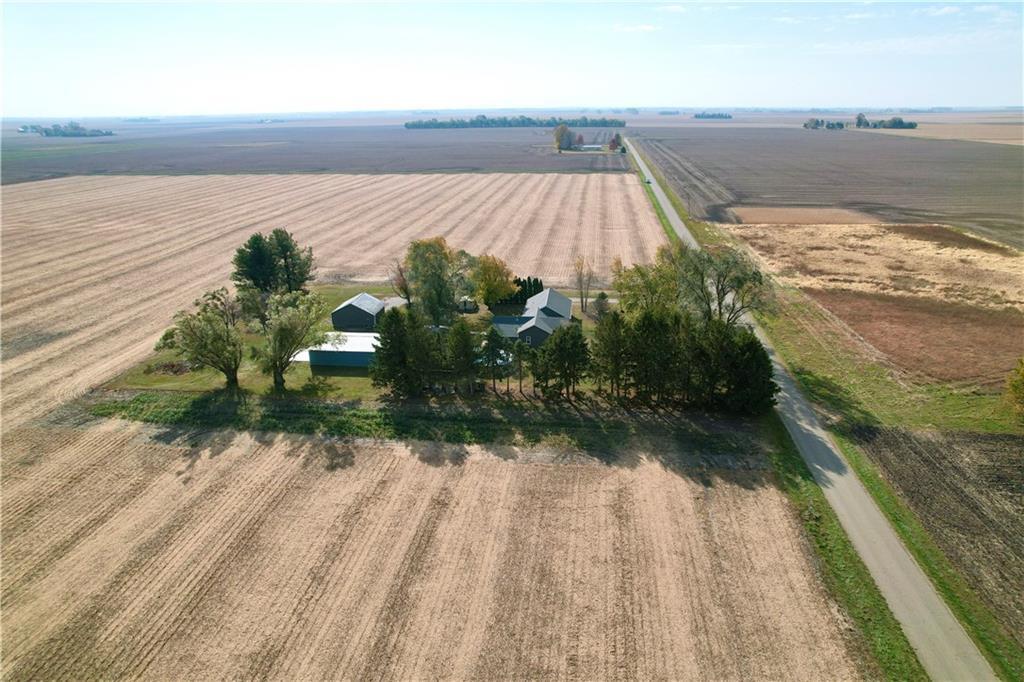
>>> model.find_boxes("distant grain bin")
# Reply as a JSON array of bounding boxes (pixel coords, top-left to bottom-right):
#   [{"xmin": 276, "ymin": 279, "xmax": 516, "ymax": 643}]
[{"xmin": 331, "ymin": 292, "xmax": 385, "ymax": 331}]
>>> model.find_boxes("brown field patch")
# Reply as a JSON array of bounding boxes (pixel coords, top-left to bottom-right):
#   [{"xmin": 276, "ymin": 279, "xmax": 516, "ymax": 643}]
[
  {"xmin": 0, "ymin": 419, "xmax": 858, "ymax": 680},
  {"xmin": 804, "ymin": 289, "xmax": 1023, "ymax": 384},
  {"xmin": 854, "ymin": 122, "xmax": 1024, "ymax": 147},
  {"xmin": 726, "ymin": 223, "xmax": 1023, "ymax": 309},
  {"xmin": 850, "ymin": 426, "xmax": 1024, "ymax": 646},
  {"xmin": 732, "ymin": 206, "xmax": 878, "ymax": 224},
  {"xmin": 0, "ymin": 173, "xmax": 665, "ymax": 429}
]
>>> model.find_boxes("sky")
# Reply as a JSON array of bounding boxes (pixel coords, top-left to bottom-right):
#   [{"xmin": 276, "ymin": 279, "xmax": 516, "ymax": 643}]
[{"xmin": 3, "ymin": 1, "xmax": 1022, "ymax": 117}]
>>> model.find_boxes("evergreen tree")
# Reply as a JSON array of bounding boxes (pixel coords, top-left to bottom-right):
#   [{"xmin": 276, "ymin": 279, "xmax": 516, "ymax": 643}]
[
  {"xmin": 447, "ymin": 318, "xmax": 479, "ymax": 393},
  {"xmin": 269, "ymin": 228, "xmax": 315, "ymax": 292},
  {"xmin": 232, "ymin": 233, "xmax": 278, "ymax": 293},
  {"xmin": 591, "ymin": 310, "xmax": 629, "ymax": 397},
  {"xmin": 482, "ymin": 327, "xmax": 509, "ymax": 393}
]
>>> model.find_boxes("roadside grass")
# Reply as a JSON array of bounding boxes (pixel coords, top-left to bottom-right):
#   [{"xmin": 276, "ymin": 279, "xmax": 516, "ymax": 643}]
[
  {"xmin": 635, "ymin": 151, "xmax": 1023, "ymax": 678},
  {"xmin": 758, "ymin": 288, "xmax": 1024, "ymax": 680},
  {"xmin": 762, "ymin": 413, "xmax": 927, "ymax": 681}
]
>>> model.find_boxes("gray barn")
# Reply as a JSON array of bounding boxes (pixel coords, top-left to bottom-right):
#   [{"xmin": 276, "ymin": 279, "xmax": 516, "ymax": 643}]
[{"xmin": 331, "ymin": 292, "xmax": 385, "ymax": 331}]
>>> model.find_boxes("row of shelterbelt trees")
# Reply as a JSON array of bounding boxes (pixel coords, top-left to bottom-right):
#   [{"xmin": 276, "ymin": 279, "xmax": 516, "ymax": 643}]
[
  {"xmin": 805, "ymin": 113, "xmax": 919, "ymax": 131},
  {"xmin": 372, "ymin": 239, "xmax": 780, "ymax": 415},
  {"xmin": 18, "ymin": 121, "xmax": 114, "ymax": 137},
  {"xmin": 694, "ymin": 112, "xmax": 732, "ymax": 119},
  {"xmin": 404, "ymin": 114, "xmax": 626, "ymax": 129},
  {"xmin": 157, "ymin": 229, "xmax": 327, "ymax": 392}
]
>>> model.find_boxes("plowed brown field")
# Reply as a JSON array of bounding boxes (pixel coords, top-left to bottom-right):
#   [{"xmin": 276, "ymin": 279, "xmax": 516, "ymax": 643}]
[
  {"xmin": 0, "ymin": 174, "xmax": 665, "ymax": 429},
  {"xmin": 0, "ymin": 418, "xmax": 858, "ymax": 680}
]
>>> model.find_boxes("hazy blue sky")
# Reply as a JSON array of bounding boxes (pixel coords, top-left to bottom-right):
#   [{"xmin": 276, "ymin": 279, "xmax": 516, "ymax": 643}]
[{"xmin": 3, "ymin": 2, "xmax": 1022, "ymax": 117}]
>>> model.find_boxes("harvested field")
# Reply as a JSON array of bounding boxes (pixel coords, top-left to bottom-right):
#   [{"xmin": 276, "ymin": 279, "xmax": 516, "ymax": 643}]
[
  {"xmin": 805, "ymin": 289, "xmax": 1023, "ymax": 385},
  {"xmin": 0, "ymin": 418, "xmax": 860, "ymax": 681},
  {"xmin": 733, "ymin": 206, "xmax": 878, "ymax": 224},
  {"xmin": 727, "ymin": 222, "xmax": 1024, "ymax": 384},
  {"xmin": 632, "ymin": 128, "xmax": 1024, "ymax": 248},
  {"xmin": 1, "ymin": 126, "xmax": 629, "ymax": 184},
  {"xmin": 726, "ymin": 223, "xmax": 1024, "ymax": 308},
  {"xmin": 850, "ymin": 426, "xmax": 1024, "ymax": 647},
  {"xmin": 0, "ymin": 173, "xmax": 664, "ymax": 429}
]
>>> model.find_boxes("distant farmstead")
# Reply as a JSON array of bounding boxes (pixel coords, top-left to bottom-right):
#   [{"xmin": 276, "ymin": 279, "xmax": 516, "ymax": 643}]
[{"xmin": 331, "ymin": 293, "xmax": 385, "ymax": 331}]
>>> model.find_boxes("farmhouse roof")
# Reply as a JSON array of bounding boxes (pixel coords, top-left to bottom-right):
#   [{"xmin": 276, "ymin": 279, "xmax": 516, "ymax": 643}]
[
  {"xmin": 334, "ymin": 292, "xmax": 385, "ymax": 316},
  {"xmin": 524, "ymin": 288, "xmax": 572, "ymax": 319},
  {"xmin": 518, "ymin": 314, "xmax": 569, "ymax": 336}
]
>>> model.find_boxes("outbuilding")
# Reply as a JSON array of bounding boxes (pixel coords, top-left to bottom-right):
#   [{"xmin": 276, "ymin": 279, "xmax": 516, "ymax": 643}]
[
  {"xmin": 331, "ymin": 292, "xmax": 385, "ymax": 331},
  {"xmin": 293, "ymin": 332, "xmax": 379, "ymax": 368}
]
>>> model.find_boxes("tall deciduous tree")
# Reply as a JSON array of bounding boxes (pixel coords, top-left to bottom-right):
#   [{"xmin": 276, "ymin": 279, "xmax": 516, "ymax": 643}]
[
  {"xmin": 156, "ymin": 288, "xmax": 245, "ymax": 389},
  {"xmin": 251, "ymin": 292, "xmax": 327, "ymax": 392},
  {"xmin": 676, "ymin": 246, "xmax": 772, "ymax": 325},
  {"xmin": 472, "ymin": 254, "xmax": 517, "ymax": 308},
  {"xmin": 403, "ymin": 237, "xmax": 474, "ymax": 325},
  {"xmin": 574, "ymin": 256, "xmax": 594, "ymax": 314},
  {"xmin": 511, "ymin": 340, "xmax": 531, "ymax": 394},
  {"xmin": 388, "ymin": 259, "xmax": 413, "ymax": 305}
]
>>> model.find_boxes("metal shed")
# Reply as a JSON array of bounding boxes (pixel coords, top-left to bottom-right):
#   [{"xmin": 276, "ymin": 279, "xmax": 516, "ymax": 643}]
[
  {"xmin": 293, "ymin": 332, "xmax": 379, "ymax": 368},
  {"xmin": 331, "ymin": 293, "xmax": 385, "ymax": 331}
]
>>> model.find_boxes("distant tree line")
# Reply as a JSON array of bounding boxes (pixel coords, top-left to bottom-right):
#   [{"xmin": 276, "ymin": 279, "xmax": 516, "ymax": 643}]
[
  {"xmin": 18, "ymin": 122, "xmax": 114, "ymax": 137},
  {"xmin": 803, "ymin": 118, "xmax": 846, "ymax": 130},
  {"xmin": 404, "ymin": 114, "xmax": 626, "ymax": 129},
  {"xmin": 658, "ymin": 110, "xmax": 681, "ymax": 116},
  {"xmin": 855, "ymin": 113, "xmax": 918, "ymax": 129},
  {"xmin": 694, "ymin": 112, "xmax": 732, "ymax": 119}
]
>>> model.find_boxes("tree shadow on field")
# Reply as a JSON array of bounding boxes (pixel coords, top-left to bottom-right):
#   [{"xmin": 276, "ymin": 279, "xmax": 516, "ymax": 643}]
[{"xmin": 790, "ymin": 366, "xmax": 879, "ymax": 435}]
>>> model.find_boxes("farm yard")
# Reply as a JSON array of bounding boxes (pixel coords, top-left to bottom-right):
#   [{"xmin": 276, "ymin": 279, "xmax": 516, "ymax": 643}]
[
  {"xmin": 0, "ymin": 172, "xmax": 665, "ymax": 430},
  {"xmin": 0, "ymin": 416, "xmax": 862, "ymax": 681},
  {"xmin": 1, "ymin": 125, "xmax": 629, "ymax": 184},
  {"xmin": 630, "ymin": 127, "xmax": 1024, "ymax": 248}
]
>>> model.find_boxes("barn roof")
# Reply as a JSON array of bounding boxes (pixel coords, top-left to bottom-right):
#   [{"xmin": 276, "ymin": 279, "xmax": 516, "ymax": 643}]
[
  {"xmin": 524, "ymin": 288, "xmax": 572, "ymax": 319},
  {"xmin": 334, "ymin": 292, "xmax": 385, "ymax": 316},
  {"xmin": 293, "ymin": 332, "xmax": 379, "ymax": 361}
]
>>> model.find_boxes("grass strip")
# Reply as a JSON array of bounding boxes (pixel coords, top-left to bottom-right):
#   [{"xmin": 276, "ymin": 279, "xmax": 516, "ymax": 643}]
[
  {"xmin": 831, "ymin": 433, "xmax": 1024, "ymax": 681},
  {"xmin": 640, "ymin": 180, "xmax": 680, "ymax": 245},
  {"xmin": 762, "ymin": 413, "xmax": 928, "ymax": 681}
]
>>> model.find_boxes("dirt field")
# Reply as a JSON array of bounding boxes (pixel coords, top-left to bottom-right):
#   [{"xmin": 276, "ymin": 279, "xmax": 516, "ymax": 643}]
[
  {"xmin": 726, "ymin": 222, "xmax": 1024, "ymax": 384},
  {"xmin": 852, "ymin": 111, "xmax": 1023, "ymax": 146},
  {"xmin": 0, "ymin": 418, "xmax": 859, "ymax": 680},
  {"xmin": 1, "ymin": 126, "xmax": 628, "ymax": 184},
  {"xmin": 631, "ymin": 128, "xmax": 1024, "ymax": 248},
  {"xmin": 732, "ymin": 206, "xmax": 878, "ymax": 224},
  {"xmin": 805, "ymin": 289, "xmax": 1023, "ymax": 385},
  {"xmin": 850, "ymin": 426, "xmax": 1024, "ymax": 647},
  {"xmin": 0, "ymin": 173, "xmax": 664, "ymax": 429}
]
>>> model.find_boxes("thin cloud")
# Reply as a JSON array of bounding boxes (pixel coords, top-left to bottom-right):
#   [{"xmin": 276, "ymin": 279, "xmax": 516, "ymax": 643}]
[
  {"xmin": 613, "ymin": 23, "xmax": 660, "ymax": 33},
  {"xmin": 843, "ymin": 12, "xmax": 874, "ymax": 20},
  {"xmin": 773, "ymin": 16, "xmax": 801, "ymax": 24},
  {"xmin": 919, "ymin": 6, "xmax": 961, "ymax": 16},
  {"xmin": 655, "ymin": 4, "xmax": 687, "ymax": 13}
]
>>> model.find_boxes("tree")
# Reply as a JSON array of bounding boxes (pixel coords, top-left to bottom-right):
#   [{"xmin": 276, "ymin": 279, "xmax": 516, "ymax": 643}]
[
  {"xmin": 481, "ymin": 327, "xmax": 509, "ymax": 393},
  {"xmin": 236, "ymin": 284, "xmax": 272, "ymax": 332},
  {"xmin": 1007, "ymin": 358, "xmax": 1024, "ymax": 418},
  {"xmin": 691, "ymin": 320, "xmax": 778, "ymax": 414},
  {"xmin": 447, "ymin": 318, "xmax": 479, "ymax": 393},
  {"xmin": 471, "ymin": 254, "xmax": 517, "ymax": 308},
  {"xmin": 371, "ymin": 307, "xmax": 415, "ymax": 397},
  {"xmin": 592, "ymin": 291, "xmax": 611, "ymax": 320},
  {"xmin": 676, "ymin": 245, "xmax": 772, "ymax": 326},
  {"xmin": 855, "ymin": 112, "xmax": 869, "ymax": 128},
  {"xmin": 608, "ymin": 133, "xmax": 622, "ymax": 151},
  {"xmin": 553, "ymin": 124, "xmax": 573, "ymax": 151},
  {"xmin": 251, "ymin": 292, "xmax": 328, "ymax": 392},
  {"xmin": 388, "ymin": 259, "xmax": 413, "ymax": 305},
  {"xmin": 511, "ymin": 340, "xmax": 531, "ymax": 394},
  {"xmin": 232, "ymin": 233, "xmax": 278, "ymax": 293},
  {"xmin": 269, "ymin": 228, "xmax": 315, "ymax": 292},
  {"xmin": 591, "ymin": 310, "xmax": 629, "ymax": 397},
  {"xmin": 544, "ymin": 324, "xmax": 589, "ymax": 399},
  {"xmin": 156, "ymin": 288, "xmax": 245, "ymax": 389},
  {"xmin": 404, "ymin": 237, "xmax": 472, "ymax": 325},
  {"xmin": 574, "ymin": 256, "xmax": 594, "ymax": 314},
  {"xmin": 575, "ymin": 133, "xmax": 584, "ymax": 146},
  {"xmin": 611, "ymin": 253, "xmax": 679, "ymax": 316}
]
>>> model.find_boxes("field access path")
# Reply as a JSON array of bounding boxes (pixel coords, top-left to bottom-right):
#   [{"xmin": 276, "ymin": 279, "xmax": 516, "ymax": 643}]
[{"xmin": 627, "ymin": 139, "xmax": 997, "ymax": 682}]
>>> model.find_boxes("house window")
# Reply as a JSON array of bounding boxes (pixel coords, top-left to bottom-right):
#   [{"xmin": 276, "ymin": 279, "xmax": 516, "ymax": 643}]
[{"xmin": 523, "ymin": 337, "xmax": 532, "ymax": 346}]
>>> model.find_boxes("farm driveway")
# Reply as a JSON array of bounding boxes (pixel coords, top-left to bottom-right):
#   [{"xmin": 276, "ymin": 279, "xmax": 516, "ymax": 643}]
[{"xmin": 627, "ymin": 138, "xmax": 997, "ymax": 682}]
